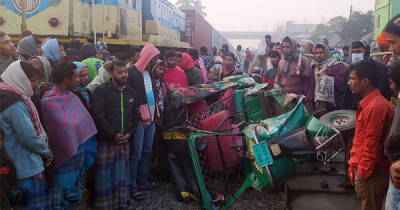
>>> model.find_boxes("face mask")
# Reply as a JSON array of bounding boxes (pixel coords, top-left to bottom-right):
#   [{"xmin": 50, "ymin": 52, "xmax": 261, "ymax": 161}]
[
  {"xmin": 215, "ymin": 64, "xmax": 222, "ymax": 69},
  {"xmin": 352, "ymin": 54, "xmax": 364, "ymax": 63}
]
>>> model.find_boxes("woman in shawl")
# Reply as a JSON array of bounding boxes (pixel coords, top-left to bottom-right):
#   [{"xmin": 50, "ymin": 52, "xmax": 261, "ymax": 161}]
[
  {"xmin": 41, "ymin": 62, "xmax": 97, "ymax": 209},
  {"xmin": 65, "ymin": 40, "xmax": 82, "ymax": 62},
  {"xmin": 82, "ymin": 43, "xmax": 104, "ymax": 83},
  {"xmin": 71, "ymin": 62, "xmax": 98, "ymax": 207},
  {"xmin": 0, "ymin": 61, "xmax": 52, "ymax": 209},
  {"xmin": 42, "ymin": 38, "xmax": 61, "ymax": 66},
  {"xmin": 16, "ymin": 35, "xmax": 40, "ymax": 61},
  {"xmin": 28, "ymin": 56, "xmax": 53, "ymax": 126}
]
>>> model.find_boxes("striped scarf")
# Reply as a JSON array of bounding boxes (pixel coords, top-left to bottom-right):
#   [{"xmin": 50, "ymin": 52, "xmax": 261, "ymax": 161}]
[{"xmin": 0, "ymin": 82, "xmax": 44, "ymax": 136}]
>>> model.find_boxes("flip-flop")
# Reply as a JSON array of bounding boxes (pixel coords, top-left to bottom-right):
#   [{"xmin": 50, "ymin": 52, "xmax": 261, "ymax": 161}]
[{"xmin": 131, "ymin": 192, "xmax": 146, "ymax": 201}]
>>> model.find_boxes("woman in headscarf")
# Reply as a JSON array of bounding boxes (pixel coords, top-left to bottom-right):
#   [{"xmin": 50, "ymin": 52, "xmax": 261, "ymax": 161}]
[
  {"xmin": 0, "ymin": 61, "xmax": 52, "ymax": 209},
  {"xmin": 16, "ymin": 35, "xmax": 40, "ymax": 61},
  {"xmin": 65, "ymin": 40, "xmax": 82, "ymax": 62},
  {"xmin": 276, "ymin": 36, "xmax": 311, "ymax": 96},
  {"xmin": 82, "ymin": 43, "xmax": 104, "ymax": 82},
  {"xmin": 28, "ymin": 56, "xmax": 53, "ymax": 126},
  {"xmin": 71, "ymin": 61, "xmax": 98, "ymax": 207},
  {"xmin": 41, "ymin": 37, "xmax": 52, "ymax": 47},
  {"xmin": 41, "ymin": 38, "xmax": 61, "ymax": 66},
  {"xmin": 87, "ymin": 61, "xmax": 112, "ymax": 93},
  {"xmin": 179, "ymin": 53, "xmax": 204, "ymax": 86}
]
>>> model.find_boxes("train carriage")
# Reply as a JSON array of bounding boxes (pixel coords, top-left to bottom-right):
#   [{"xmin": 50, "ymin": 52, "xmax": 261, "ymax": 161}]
[{"xmin": 0, "ymin": 0, "xmax": 231, "ymax": 50}]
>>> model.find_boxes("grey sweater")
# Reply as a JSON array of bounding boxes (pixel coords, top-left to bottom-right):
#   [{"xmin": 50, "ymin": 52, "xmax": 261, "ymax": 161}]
[{"xmin": 385, "ymin": 100, "xmax": 400, "ymax": 162}]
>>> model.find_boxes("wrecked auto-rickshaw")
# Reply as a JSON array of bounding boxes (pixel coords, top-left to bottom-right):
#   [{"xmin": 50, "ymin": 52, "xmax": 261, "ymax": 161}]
[{"xmin": 162, "ymin": 76, "xmax": 352, "ymax": 210}]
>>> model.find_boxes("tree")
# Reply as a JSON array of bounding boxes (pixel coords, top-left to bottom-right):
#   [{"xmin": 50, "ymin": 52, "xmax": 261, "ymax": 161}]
[
  {"xmin": 309, "ymin": 24, "xmax": 332, "ymax": 44},
  {"xmin": 339, "ymin": 10, "xmax": 374, "ymax": 45},
  {"xmin": 176, "ymin": 0, "xmax": 207, "ymax": 17},
  {"xmin": 176, "ymin": 0, "xmax": 193, "ymax": 9},
  {"xmin": 327, "ymin": 16, "xmax": 347, "ymax": 34},
  {"xmin": 192, "ymin": 0, "xmax": 207, "ymax": 17}
]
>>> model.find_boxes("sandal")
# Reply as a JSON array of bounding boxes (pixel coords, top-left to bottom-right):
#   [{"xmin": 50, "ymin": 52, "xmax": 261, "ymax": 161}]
[{"xmin": 131, "ymin": 192, "xmax": 146, "ymax": 201}]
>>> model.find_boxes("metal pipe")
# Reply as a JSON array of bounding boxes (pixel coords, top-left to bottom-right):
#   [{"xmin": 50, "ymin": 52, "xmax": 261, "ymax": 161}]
[
  {"xmin": 92, "ymin": 0, "xmax": 96, "ymax": 43},
  {"xmin": 107, "ymin": 0, "xmax": 110, "ymax": 38},
  {"xmin": 21, "ymin": 0, "xmax": 27, "ymax": 32},
  {"xmin": 370, "ymin": 52, "xmax": 392, "ymax": 57},
  {"xmin": 102, "ymin": 0, "xmax": 105, "ymax": 41}
]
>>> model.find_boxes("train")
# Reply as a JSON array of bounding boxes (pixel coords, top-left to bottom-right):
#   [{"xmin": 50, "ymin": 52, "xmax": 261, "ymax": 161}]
[{"xmin": 0, "ymin": 0, "xmax": 234, "ymax": 52}]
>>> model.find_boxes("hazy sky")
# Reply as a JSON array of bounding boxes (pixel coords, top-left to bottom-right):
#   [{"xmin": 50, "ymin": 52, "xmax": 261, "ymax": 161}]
[{"xmin": 170, "ymin": 0, "xmax": 375, "ymax": 32}]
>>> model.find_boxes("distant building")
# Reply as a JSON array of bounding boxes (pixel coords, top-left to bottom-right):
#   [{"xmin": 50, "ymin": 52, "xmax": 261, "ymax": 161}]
[
  {"xmin": 285, "ymin": 21, "xmax": 318, "ymax": 33},
  {"xmin": 374, "ymin": 0, "xmax": 400, "ymax": 38}
]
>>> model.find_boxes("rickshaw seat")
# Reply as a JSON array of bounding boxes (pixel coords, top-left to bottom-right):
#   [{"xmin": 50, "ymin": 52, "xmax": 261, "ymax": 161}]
[
  {"xmin": 201, "ymin": 111, "xmax": 240, "ymax": 173},
  {"xmin": 268, "ymin": 127, "xmax": 315, "ymax": 160}
]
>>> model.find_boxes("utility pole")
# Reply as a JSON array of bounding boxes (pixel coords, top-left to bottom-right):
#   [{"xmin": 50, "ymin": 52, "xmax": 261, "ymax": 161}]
[
  {"xmin": 21, "ymin": 0, "xmax": 27, "ymax": 32},
  {"xmin": 346, "ymin": 5, "xmax": 352, "ymax": 45},
  {"xmin": 349, "ymin": 5, "xmax": 353, "ymax": 21}
]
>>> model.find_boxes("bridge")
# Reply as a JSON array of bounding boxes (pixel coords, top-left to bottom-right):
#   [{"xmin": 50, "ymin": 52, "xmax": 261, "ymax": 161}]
[{"xmin": 220, "ymin": 31, "xmax": 312, "ymax": 42}]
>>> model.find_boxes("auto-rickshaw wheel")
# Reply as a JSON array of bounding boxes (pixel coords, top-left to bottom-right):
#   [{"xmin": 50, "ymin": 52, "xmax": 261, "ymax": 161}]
[{"xmin": 319, "ymin": 110, "xmax": 357, "ymax": 131}]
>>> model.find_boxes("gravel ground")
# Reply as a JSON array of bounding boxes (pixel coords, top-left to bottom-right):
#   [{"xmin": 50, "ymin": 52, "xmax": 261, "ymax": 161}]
[
  {"xmin": 79, "ymin": 181, "xmax": 288, "ymax": 210},
  {"xmin": 131, "ymin": 182, "xmax": 289, "ymax": 210}
]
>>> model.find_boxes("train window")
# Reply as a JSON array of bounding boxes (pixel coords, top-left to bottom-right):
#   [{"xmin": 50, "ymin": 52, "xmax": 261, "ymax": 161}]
[
  {"xmin": 125, "ymin": 0, "xmax": 128, "ymax": 5},
  {"xmin": 132, "ymin": 0, "xmax": 136, "ymax": 9}
]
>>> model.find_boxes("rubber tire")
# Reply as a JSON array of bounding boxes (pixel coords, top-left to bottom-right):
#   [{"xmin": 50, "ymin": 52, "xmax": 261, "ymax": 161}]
[{"xmin": 319, "ymin": 110, "xmax": 357, "ymax": 131}]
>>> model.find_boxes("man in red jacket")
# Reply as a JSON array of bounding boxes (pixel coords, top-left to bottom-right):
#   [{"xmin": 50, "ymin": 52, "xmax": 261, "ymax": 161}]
[
  {"xmin": 347, "ymin": 60, "xmax": 394, "ymax": 210},
  {"xmin": 244, "ymin": 48, "xmax": 252, "ymax": 73}
]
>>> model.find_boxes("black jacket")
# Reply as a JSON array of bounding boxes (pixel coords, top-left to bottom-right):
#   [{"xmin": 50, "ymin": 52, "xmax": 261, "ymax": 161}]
[
  {"xmin": 92, "ymin": 80, "xmax": 139, "ymax": 141},
  {"xmin": 127, "ymin": 65, "xmax": 159, "ymax": 122},
  {"xmin": 184, "ymin": 66, "xmax": 204, "ymax": 86},
  {"xmin": 71, "ymin": 89, "xmax": 95, "ymax": 117},
  {"xmin": 340, "ymin": 59, "xmax": 391, "ymax": 110}
]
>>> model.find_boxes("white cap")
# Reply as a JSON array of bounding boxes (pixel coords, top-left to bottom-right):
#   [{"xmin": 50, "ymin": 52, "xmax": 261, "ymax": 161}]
[{"xmin": 215, "ymin": 56, "xmax": 223, "ymax": 63}]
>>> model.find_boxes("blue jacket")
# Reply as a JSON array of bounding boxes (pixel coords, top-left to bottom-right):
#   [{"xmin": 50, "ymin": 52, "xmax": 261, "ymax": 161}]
[{"xmin": 0, "ymin": 101, "xmax": 50, "ymax": 179}]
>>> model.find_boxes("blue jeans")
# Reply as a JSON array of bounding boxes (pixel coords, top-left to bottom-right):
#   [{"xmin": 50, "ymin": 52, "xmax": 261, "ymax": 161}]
[
  {"xmin": 386, "ymin": 179, "xmax": 400, "ymax": 210},
  {"xmin": 129, "ymin": 122, "xmax": 155, "ymax": 193}
]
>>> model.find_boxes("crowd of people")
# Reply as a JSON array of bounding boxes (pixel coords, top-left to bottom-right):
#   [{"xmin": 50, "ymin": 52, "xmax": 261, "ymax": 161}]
[{"xmin": 1, "ymin": 14, "xmax": 400, "ymax": 210}]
